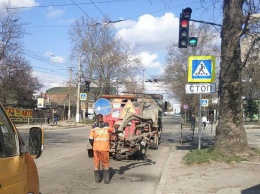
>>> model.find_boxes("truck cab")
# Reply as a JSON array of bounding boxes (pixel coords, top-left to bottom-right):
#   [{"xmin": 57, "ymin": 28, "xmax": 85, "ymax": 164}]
[{"xmin": 0, "ymin": 102, "xmax": 44, "ymax": 194}]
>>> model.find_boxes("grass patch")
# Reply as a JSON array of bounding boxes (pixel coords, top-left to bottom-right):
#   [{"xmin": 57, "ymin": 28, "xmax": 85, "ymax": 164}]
[
  {"xmin": 183, "ymin": 147, "xmax": 247, "ymax": 165},
  {"xmin": 244, "ymin": 121, "xmax": 260, "ymax": 125},
  {"xmin": 80, "ymin": 119, "xmax": 95, "ymax": 124},
  {"xmin": 240, "ymin": 147, "xmax": 260, "ymax": 163},
  {"xmin": 252, "ymin": 147, "xmax": 260, "ymax": 154}
]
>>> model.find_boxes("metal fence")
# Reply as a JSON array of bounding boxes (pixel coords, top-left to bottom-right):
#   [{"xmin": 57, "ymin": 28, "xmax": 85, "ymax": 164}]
[{"xmin": 12, "ymin": 117, "xmax": 47, "ymax": 125}]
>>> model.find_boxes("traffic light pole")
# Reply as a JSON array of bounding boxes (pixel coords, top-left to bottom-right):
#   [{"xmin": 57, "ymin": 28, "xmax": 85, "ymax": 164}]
[
  {"xmin": 84, "ymin": 81, "xmax": 90, "ymax": 119},
  {"xmin": 86, "ymin": 92, "xmax": 89, "ymax": 119},
  {"xmin": 189, "ymin": 19, "xmax": 222, "ymax": 27}
]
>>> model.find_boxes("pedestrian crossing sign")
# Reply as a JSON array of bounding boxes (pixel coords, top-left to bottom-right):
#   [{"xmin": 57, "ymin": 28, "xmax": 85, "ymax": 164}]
[
  {"xmin": 201, "ymin": 99, "xmax": 208, "ymax": 107},
  {"xmin": 188, "ymin": 56, "xmax": 215, "ymax": 83},
  {"xmin": 80, "ymin": 93, "xmax": 87, "ymax": 101}
]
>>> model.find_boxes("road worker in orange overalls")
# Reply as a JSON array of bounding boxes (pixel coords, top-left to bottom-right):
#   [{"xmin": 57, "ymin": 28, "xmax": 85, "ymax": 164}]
[{"xmin": 89, "ymin": 114, "xmax": 119, "ymax": 184}]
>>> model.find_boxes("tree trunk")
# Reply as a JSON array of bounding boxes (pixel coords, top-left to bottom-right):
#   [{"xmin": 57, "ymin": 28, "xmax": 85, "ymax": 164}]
[{"xmin": 215, "ymin": 0, "xmax": 249, "ymax": 154}]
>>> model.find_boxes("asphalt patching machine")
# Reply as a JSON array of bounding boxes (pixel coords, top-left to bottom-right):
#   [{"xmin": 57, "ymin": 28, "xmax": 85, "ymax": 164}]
[{"xmin": 87, "ymin": 93, "xmax": 163, "ymax": 160}]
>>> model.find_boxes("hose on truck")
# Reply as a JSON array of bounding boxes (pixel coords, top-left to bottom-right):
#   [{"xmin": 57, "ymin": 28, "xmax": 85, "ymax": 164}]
[{"xmin": 122, "ymin": 113, "xmax": 153, "ymax": 127}]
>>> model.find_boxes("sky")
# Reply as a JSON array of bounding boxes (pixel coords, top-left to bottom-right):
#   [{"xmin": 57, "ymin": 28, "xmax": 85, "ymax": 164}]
[{"xmin": 0, "ymin": 0, "xmax": 223, "ymax": 103}]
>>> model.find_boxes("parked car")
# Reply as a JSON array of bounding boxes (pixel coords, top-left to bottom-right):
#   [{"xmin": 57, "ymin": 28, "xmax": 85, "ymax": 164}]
[
  {"xmin": 88, "ymin": 112, "xmax": 94, "ymax": 120},
  {"xmin": 0, "ymin": 102, "xmax": 44, "ymax": 194}
]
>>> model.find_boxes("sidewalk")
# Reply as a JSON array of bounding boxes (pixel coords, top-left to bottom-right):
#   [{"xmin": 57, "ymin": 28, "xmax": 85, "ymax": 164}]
[
  {"xmin": 157, "ymin": 126, "xmax": 260, "ymax": 194},
  {"xmin": 16, "ymin": 120, "xmax": 90, "ymax": 130}
]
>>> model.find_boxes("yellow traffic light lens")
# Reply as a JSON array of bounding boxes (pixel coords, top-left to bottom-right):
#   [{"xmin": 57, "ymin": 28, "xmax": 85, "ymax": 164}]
[{"xmin": 180, "ymin": 29, "xmax": 188, "ymax": 37}]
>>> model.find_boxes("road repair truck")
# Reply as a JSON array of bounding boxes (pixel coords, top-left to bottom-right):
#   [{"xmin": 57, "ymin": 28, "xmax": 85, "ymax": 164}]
[{"xmin": 87, "ymin": 92, "xmax": 163, "ymax": 160}]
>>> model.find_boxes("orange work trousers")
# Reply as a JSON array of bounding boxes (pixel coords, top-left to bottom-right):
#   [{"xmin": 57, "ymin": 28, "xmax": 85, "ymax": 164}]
[{"xmin": 93, "ymin": 150, "xmax": 109, "ymax": 170}]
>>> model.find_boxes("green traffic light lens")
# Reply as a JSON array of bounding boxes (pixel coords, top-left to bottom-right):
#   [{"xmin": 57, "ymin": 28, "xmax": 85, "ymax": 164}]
[
  {"xmin": 189, "ymin": 37, "xmax": 198, "ymax": 46},
  {"xmin": 189, "ymin": 39, "xmax": 196, "ymax": 44}
]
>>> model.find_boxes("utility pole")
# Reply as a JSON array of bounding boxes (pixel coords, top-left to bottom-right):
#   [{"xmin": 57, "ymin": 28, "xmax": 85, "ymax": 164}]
[
  {"xmin": 67, "ymin": 67, "xmax": 73, "ymax": 120},
  {"xmin": 116, "ymin": 78, "xmax": 119, "ymax": 95},
  {"xmin": 76, "ymin": 57, "xmax": 81, "ymax": 123},
  {"xmin": 142, "ymin": 69, "xmax": 145, "ymax": 92}
]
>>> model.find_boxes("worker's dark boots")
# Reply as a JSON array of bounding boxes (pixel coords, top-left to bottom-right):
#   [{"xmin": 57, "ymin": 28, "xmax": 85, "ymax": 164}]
[
  {"xmin": 94, "ymin": 170, "xmax": 102, "ymax": 183},
  {"xmin": 103, "ymin": 170, "xmax": 110, "ymax": 184}
]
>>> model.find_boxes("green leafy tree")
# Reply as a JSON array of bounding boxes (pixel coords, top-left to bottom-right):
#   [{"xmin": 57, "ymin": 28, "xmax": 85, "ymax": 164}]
[{"xmin": 243, "ymin": 99, "xmax": 258, "ymax": 121}]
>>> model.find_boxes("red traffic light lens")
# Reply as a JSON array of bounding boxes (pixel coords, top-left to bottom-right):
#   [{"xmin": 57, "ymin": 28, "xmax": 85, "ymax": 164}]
[{"xmin": 181, "ymin": 20, "xmax": 189, "ymax": 27}]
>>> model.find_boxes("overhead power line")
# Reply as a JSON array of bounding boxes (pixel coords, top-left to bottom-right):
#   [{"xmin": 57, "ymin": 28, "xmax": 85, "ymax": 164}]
[
  {"xmin": 20, "ymin": 1, "xmax": 203, "ymax": 29},
  {"xmin": 23, "ymin": 49, "xmax": 67, "ymax": 69},
  {"xmin": 1, "ymin": 0, "xmax": 135, "ymax": 10},
  {"xmin": 89, "ymin": 0, "xmax": 142, "ymax": 64},
  {"xmin": 21, "ymin": 49, "xmax": 74, "ymax": 77}
]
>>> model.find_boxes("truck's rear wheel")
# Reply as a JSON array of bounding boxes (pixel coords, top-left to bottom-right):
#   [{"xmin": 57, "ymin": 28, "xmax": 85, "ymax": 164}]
[
  {"xmin": 88, "ymin": 149, "xmax": 94, "ymax": 157},
  {"xmin": 150, "ymin": 134, "xmax": 159, "ymax": 150}
]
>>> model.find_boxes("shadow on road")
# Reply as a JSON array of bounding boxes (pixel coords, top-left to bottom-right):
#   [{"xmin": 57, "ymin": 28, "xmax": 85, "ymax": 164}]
[
  {"xmin": 176, "ymin": 136, "xmax": 215, "ymax": 151},
  {"xmin": 110, "ymin": 158, "xmax": 156, "ymax": 178},
  {"xmin": 241, "ymin": 184, "xmax": 260, "ymax": 194}
]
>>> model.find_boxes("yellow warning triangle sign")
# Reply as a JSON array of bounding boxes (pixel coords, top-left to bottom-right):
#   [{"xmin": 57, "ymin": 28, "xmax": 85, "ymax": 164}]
[{"xmin": 119, "ymin": 100, "xmax": 136, "ymax": 118}]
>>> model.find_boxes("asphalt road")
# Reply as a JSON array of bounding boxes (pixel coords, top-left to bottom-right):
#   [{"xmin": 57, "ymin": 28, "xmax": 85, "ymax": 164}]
[
  {"xmin": 19, "ymin": 115, "xmax": 182, "ymax": 194},
  {"xmin": 18, "ymin": 116, "xmax": 260, "ymax": 194}
]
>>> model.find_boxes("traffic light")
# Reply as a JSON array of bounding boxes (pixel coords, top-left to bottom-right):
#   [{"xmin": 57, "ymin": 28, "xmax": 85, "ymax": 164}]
[
  {"xmin": 189, "ymin": 37, "xmax": 198, "ymax": 47},
  {"xmin": 182, "ymin": 7, "xmax": 192, "ymax": 19},
  {"xmin": 164, "ymin": 101, "xmax": 168, "ymax": 110},
  {"xmin": 85, "ymin": 81, "xmax": 90, "ymax": 92},
  {"xmin": 178, "ymin": 7, "xmax": 192, "ymax": 48}
]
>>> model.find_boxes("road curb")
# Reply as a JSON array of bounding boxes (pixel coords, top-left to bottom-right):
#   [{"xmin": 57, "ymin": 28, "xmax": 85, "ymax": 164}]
[
  {"xmin": 17, "ymin": 123, "xmax": 92, "ymax": 131},
  {"xmin": 156, "ymin": 145, "xmax": 176, "ymax": 194}
]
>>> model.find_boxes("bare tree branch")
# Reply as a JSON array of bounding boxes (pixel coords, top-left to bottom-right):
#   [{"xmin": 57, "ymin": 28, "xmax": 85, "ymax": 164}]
[{"xmin": 68, "ymin": 16, "xmax": 143, "ymax": 98}]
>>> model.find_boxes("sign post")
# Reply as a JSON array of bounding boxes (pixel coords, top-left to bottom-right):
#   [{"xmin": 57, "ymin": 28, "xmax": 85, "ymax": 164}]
[
  {"xmin": 186, "ymin": 56, "xmax": 216, "ymax": 150},
  {"xmin": 198, "ymin": 94, "xmax": 202, "ymax": 150},
  {"xmin": 183, "ymin": 104, "xmax": 188, "ymax": 124}
]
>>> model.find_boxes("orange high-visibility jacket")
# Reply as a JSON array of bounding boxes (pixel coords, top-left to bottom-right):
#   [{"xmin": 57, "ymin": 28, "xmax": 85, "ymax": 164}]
[{"xmin": 89, "ymin": 122, "xmax": 115, "ymax": 151}]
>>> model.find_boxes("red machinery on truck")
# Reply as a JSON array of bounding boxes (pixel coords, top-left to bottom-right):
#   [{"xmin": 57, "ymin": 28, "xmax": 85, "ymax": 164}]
[{"xmin": 87, "ymin": 93, "xmax": 163, "ymax": 160}]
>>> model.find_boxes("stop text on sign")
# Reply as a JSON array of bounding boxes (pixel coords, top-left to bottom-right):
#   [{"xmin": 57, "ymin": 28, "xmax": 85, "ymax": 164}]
[{"xmin": 185, "ymin": 83, "xmax": 216, "ymax": 94}]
